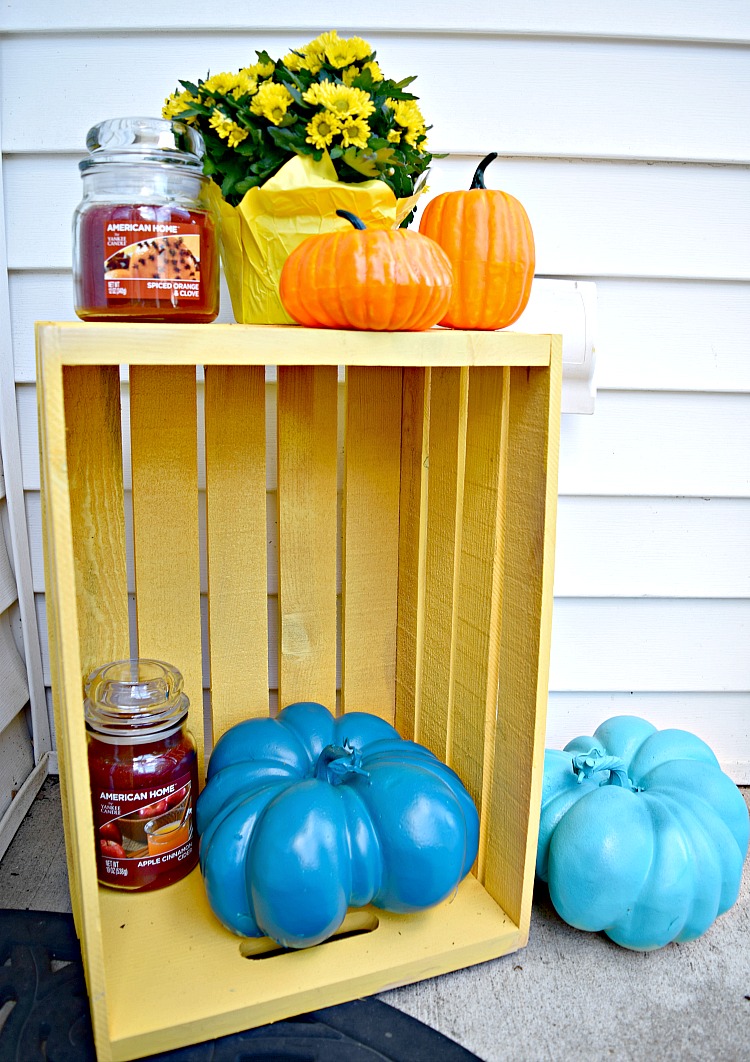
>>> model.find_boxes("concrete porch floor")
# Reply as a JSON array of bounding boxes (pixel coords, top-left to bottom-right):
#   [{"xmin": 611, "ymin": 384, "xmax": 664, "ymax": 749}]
[{"xmin": 1, "ymin": 777, "xmax": 748, "ymax": 1062}]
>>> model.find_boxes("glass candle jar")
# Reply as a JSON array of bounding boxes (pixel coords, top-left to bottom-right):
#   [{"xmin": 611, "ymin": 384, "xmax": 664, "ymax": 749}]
[
  {"xmin": 73, "ymin": 117, "xmax": 219, "ymax": 322},
  {"xmin": 84, "ymin": 658, "xmax": 199, "ymax": 891}
]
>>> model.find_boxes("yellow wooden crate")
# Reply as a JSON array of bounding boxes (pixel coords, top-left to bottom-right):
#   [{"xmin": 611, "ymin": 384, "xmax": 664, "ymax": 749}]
[{"xmin": 36, "ymin": 323, "xmax": 561, "ymax": 1061}]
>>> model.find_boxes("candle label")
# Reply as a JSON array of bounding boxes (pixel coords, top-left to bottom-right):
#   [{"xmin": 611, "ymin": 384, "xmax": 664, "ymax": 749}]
[
  {"xmin": 93, "ymin": 772, "xmax": 196, "ymax": 887},
  {"xmin": 103, "ymin": 219, "xmax": 205, "ymax": 303}
]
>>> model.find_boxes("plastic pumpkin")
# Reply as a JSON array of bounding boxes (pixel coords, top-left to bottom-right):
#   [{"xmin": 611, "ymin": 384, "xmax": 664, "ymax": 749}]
[
  {"xmin": 197, "ymin": 701, "xmax": 479, "ymax": 948},
  {"xmin": 536, "ymin": 716, "xmax": 749, "ymax": 950},
  {"xmin": 278, "ymin": 209, "xmax": 453, "ymax": 331},
  {"xmin": 418, "ymin": 151, "xmax": 535, "ymax": 330}
]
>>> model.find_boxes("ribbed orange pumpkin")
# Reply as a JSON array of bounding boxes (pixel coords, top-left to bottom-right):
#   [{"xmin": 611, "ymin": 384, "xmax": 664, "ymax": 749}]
[
  {"xmin": 279, "ymin": 210, "xmax": 453, "ymax": 332},
  {"xmin": 418, "ymin": 152, "xmax": 535, "ymax": 330}
]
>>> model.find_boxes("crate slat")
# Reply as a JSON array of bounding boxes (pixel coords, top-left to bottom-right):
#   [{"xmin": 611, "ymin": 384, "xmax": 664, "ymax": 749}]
[
  {"xmin": 64, "ymin": 366, "xmax": 130, "ymax": 677},
  {"xmin": 342, "ymin": 366, "xmax": 402, "ymax": 720},
  {"xmin": 417, "ymin": 367, "xmax": 469, "ymax": 761},
  {"xmin": 129, "ymin": 366, "xmax": 205, "ymax": 776},
  {"xmin": 276, "ymin": 366, "xmax": 338, "ymax": 710},
  {"xmin": 483, "ymin": 350, "xmax": 562, "ymax": 929},
  {"xmin": 451, "ymin": 366, "xmax": 510, "ymax": 863},
  {"xmin": 395, "ymin": 367, "xmax": 430, "ymax": 742},
  {"xmin": 205, "ymin": 366, "xmax": 269, "ymax": 734}
]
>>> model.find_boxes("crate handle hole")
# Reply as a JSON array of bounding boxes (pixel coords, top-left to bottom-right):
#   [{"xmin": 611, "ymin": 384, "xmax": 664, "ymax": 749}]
[{"xmin": 239, "ymin": 910, "xmax": 380, "ymax": 960}]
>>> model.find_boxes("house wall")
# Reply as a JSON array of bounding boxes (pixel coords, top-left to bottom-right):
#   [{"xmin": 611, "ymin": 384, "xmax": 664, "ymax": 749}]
[{"xmin": 2, "ymin": 2, "xmax": 748, "ymax": 778}]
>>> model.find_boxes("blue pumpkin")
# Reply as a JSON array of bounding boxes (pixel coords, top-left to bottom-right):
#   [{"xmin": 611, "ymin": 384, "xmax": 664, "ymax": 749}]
[
  {"xmin": 536, "ymin": 715, "xmax": 749, "ymax": 950},
  {"xmin": 197, "ymin": 701, "xmax": 479, "ymax": 948}
]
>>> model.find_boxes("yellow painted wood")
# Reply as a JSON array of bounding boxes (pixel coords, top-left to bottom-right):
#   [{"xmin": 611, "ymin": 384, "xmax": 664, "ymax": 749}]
[
  {"xmin": 63, "ymin": 367, "xmax": 130, "ymax": 678},
  {"xmin": 98, "ymin": 868, "xmax": 519, "ymax": 1061},
  {"xmin": 36, "ymin": 324, "xmax": 561, "ymax": 1062},
  {"xmin": 483, "ymin": 339, "xmax": 562, "ymax": 933},
  {"xmin": 36, "ymin": 337, "xmax": 115, "ymax": 1061},
  {"xmin": 449, "ymin": 366, "xmax": 510, "ymax": 868},
  {"xmin": 37, "ymin": 323, "xmax": 553, "ymax": 369},
  {"xmin": 204, "ymin": 366, "xmax": 269, "ymax": 736},
  {"xmin": 416, "ymin": 367, "xmax": 469, "ymax": 761},
  {"xmin": 129, "ymin": 366, "xmax": 205, "ymax": 777},
  {"xmin": 36, "ymin": 343, "xmax": 81, "ymax": 934},
  {"xmin": 57, "ymin": 365, "xmax": 130, "ymax": 936},
  {"xmin": 341, "ymin": 367, "xmax": 402, "ymax": 720},
  {"xmin": 394, "ymin": 368, "xmax": 430, "ymax": 742},
  {"xmin": 276, "ymin": 366, "xmax": 338, "ymax": 710}
]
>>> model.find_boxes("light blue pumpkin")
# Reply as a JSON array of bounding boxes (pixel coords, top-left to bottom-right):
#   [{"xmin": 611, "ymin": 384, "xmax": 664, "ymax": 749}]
[
  {"xmin": 197, "ymin": 701, "xmax": 479, "ymax": 949},
  {"xmin": 536, "ymin": 715, "xmax": 749, "ymax": 950}
]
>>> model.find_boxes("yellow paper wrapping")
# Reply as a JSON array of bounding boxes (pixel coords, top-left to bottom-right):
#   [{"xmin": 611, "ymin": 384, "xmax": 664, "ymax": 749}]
[{"xmin": 207, "ymin": 152, "xmax": 424, "ymax": 324}]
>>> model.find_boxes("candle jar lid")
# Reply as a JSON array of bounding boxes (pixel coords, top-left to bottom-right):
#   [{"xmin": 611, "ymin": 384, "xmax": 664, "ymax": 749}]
[
  {"xmin": 84, "ymin": 658, "xmax": 190, "ymax": 737},
  {"xmin": 80, "ymin": 117, "xmax": 206, "ymax": 173}
]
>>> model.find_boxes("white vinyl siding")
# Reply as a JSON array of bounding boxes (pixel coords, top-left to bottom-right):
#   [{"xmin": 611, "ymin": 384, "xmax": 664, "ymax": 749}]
[{"xmin": 2, "ymin": 3, "xmax": 749, "ymax": 780}]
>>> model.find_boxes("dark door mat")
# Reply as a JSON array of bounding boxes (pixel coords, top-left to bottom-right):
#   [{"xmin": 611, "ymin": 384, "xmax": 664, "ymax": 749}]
[{"xmin": 0, "ymin": 909, "xmax": 480, "ymax": 1062}]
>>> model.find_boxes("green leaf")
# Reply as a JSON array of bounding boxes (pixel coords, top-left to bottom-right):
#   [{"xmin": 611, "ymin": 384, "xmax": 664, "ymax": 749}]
[
  {"xmin": 179, "ymin": 80, "xmax": 201, "ymax": 96},
  {"xmin": 268, "ymin": 125, "xmax": 303, "ymax": 150}
]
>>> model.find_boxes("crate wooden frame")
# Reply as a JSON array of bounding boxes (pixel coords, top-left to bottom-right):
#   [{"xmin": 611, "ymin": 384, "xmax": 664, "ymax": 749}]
[{"xmin": 37, "ymin": 323, "xmax": 561, "ymax": 1062}]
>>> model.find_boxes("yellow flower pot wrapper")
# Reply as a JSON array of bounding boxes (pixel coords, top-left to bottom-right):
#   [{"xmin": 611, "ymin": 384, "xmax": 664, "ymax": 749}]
[
  {"xmin": 163, "ymin": 29, "xmax": 435, "ymax": 321},
  {"xmin": 208, "ymin": 152, "xmax": 425, "ymax": 323}
]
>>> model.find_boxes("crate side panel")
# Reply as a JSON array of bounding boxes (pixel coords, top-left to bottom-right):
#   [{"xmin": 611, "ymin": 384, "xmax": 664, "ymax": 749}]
[
  {"xmin": 204, "ymin": 366, "xmax": 269, "ymax": 736},
  {"xmin": 342, "ymin": 366, "xmax": 402, "ymax": 721},
  {"xmin": 40, "ymin": 353, "xmax": 118, "ymax": 1059},
  {"xmin": 129, "ymin": 366, "xmax": 205, "ymax": 776},
  {"xmin": 450, "ymin": 366, "xmax": 510, "ymax": 866},
  {"xmin": 276, "ymin": 366, "xmax": 338, "ymax": 710},
  {"xmin": 395, "ymin": 368, "xmax": 430, "ymax": 743},
  {"xmin": 37, "ymin": 348, "xmax": 80, "ymax": 931},
  {"xmin": 484, "ymin": 349, "xmax": 561, "ymax": 931},
  {"xmin": 417, "ymin": 367, "xmax": 469, "ymax": 760}
]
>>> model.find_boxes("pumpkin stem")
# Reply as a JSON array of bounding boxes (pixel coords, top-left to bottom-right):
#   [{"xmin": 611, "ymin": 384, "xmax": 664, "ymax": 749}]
[
  {"xmin": 315, "ymin": 741, "xmax": 370, "ymax": 786},
  {"xmin": 572, "ymin": 749, "xmax": 637, "ymax": 791},
  {"xmin": 470, "ymin": 152, "xmax": 499, "ymax": 190},
  {"xmin": 336, "ymin": 209, "xmax": 367, "ymax": 230}
]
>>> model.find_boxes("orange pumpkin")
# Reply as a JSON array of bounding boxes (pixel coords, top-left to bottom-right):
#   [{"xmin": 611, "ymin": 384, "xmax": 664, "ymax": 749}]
[
  {"xmin": 279, "ymin": 210, "xmax": 453, "ymax": 332},
  {"xmin": 418, "ymin": 152, "xmax": 535, "ymax": 330}
]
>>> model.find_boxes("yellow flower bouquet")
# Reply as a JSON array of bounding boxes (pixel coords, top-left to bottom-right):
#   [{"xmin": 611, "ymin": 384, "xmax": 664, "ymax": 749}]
[{"xmin": 164, "ymin": 30, "xmax": 434, "ymax": 322}]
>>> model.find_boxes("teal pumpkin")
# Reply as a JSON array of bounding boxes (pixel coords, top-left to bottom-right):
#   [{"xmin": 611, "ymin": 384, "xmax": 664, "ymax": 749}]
[
  {"xmin": 536, "ymin": 716, "xmax": 749, "ymax": 950},
  {"xmin": 197, "ymin": 701, "xmax": 479, "ymax": 948}
]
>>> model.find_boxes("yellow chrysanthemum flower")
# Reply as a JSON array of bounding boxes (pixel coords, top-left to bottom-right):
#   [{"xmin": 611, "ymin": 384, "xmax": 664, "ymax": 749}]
[
  {"xmin": 162, "ymin": 91, "xmax": 199, "ymax": 124},
  {"xmin": 347, "ymin": 36, "xmax": 373, "ymax": 61},
  {"xmin": 388, "ymin": 98, "xmax": 425, "ymax": 130},
  {"xmin": 298, "ymin": 30, "xmax": 338, "ymax": 74},
  {"xmin": 250, "ymin": 81, "xmax": 294, "ymax": 124},
  {"xmin": 340, "ymin": 116, "xmax": 371, "ymax": 149},
  {"xmin": 362, "ymin": 60, "xmax": 382, "ymax": 81},
  {"xmin": 231, "ymin": 70, "xmax": 259, "ymax": 99},
  {"xmin": 202, "ymin": 71, "xmax": 238, "ymax": 95},
  {"xmin": 387, "ymin": 128, "xmax": 401, "ymax": 143},
  {"xmin": 208, "ymin": 109, "xmax": 249, "ymax": 148},
  {"xmin": 302, "ymin": 83, "xmax": 323, "ymax": 105},
  {"xmin": 404, "ymin": 126, "xmax": 427, "ymax": 147},
  {"xmin": 387, "ymin": 97, "xmax": 426, "ymax": 146},
  {"xmin": 315, "ymin": 83, "xmax": 375, "ymax": 120},
  {"xmin": 305, "ymin": 112, "xmax": 342, "ymax": 149},
  {"xmin": 324, "ymin": 39, "xmax": 361, "ymax": 69},
  {"xmin": 283, "ymin": 51, "xmax": 306, "ymax": 72},
  {"xmin": 246, "ymin": 59, "xmax": 275, "ymax": 78},
  {"xmin": 341, "ymin": 65, "xmax": 360, "ymax": 87}
]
